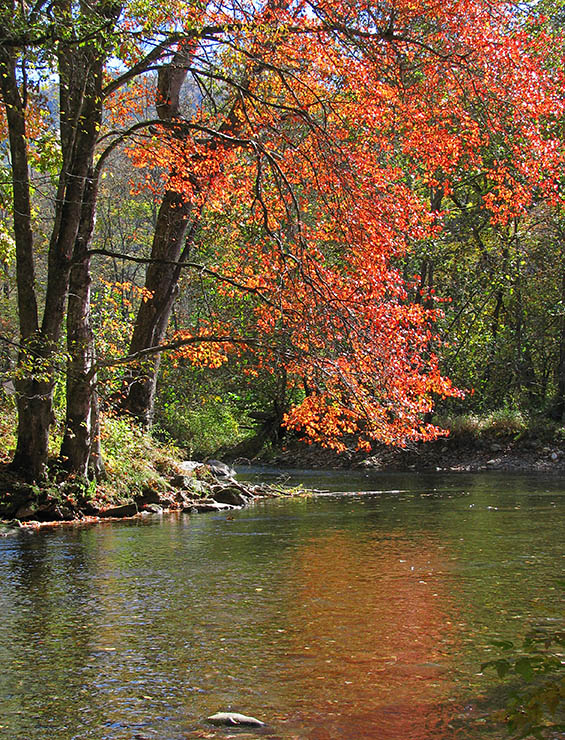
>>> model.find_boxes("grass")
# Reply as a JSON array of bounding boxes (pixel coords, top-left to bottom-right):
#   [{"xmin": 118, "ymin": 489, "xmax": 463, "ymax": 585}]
[
  {"xmin": 437, "ymin": 407, "xmax": 565, "ymax": 443},
  {"xmin": 0, "ymin": 395, "xmax": 185, "ymax": 505},
  {"xmin": 98, "ymin": 413, "xmax": 183, "ymax": 502}
]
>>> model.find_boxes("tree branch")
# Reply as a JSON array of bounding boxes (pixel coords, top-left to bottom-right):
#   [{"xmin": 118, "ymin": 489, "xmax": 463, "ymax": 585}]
[{"xmin": 87, "ymin": 248, "xmax": 279, "ymax": 308}]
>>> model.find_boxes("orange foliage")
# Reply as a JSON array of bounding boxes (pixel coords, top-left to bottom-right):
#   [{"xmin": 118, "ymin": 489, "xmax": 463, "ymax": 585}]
[{"xmin": 112, "ymin": 0, "xmax": 563, "ymax": 447}]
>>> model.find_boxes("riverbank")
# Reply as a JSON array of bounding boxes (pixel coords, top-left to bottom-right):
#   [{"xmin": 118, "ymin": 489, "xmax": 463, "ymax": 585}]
[
  {"xmin": 250, "ymin": 433, "xmax": 565, "ymax": 474},
  {"xmin": 0, "ymin": 459, "xmax": 308, "ymax": 530},
  {"xmin": 2, "ymin": 404, "xmax": 565, "ymax": 528}
]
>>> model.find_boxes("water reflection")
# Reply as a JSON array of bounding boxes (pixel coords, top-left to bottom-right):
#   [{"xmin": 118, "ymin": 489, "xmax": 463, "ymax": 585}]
[
  {"xmin": 0, "ymin": 473, "xmax": 563, "ymax": 739},
  {"xmin": 278, "ymin": 531, "xmax": 459, "ymax": 739}
]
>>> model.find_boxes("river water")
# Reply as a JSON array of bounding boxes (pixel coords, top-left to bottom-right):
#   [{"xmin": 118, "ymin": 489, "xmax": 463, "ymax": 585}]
[{"xmin": 0, "ymin": 470, "xmax": 563, "ymax": 740}]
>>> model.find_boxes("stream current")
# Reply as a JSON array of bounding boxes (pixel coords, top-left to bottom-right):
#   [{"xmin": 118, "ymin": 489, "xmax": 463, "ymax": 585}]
[{"xmin": 0, "ymin": 470, "xmax": 563, "ymax": 739}]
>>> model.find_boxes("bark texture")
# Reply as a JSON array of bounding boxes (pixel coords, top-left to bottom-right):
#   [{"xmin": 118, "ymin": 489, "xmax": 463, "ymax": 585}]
[
  {"xmin": 1, "ymin": 0, "xmax": 122, "ymax": 479},
  {"xmin": 118, "ymin": 51, "xmax": 196, "ymax": 425}
]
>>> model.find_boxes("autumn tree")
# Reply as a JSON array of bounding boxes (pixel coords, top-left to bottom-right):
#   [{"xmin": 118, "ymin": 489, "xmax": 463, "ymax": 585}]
[
  {"xmin": 1, "ymin": 0, "xmax": 562, "ymax": 481},
  {"xmin": 107, "ymin": 0, "xmax": 563, "ymax": 449}
]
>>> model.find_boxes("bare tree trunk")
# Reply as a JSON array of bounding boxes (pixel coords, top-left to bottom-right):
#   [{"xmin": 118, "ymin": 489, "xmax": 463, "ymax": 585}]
[
  {"xmin": 89, "ymin": 386, "xmax": 106, "ymax": 480},
  {"xmin": 60, "ymin": 171, "xmax": 99, "ymax": 477},
  {"xmin": 1, "ymin": 1, "xmax": 121, "ymax": 480},
  {"xmin": 119, "ymin": 192, "xmax": 194, "ymax": 424},
  {"xmin": 59, "ymin": 0, "xmax": 122, "ymax": 476},
  {"xmin": 551, "ymin": 267, "xmax": 565, "ymax": 421},
  {"xmin": 118, "ymin": 51, "xmax": 196, "ymax": 425},
  {"xmin": 0, "ymin": 48, "xmax": 49, "ymax": 479}
]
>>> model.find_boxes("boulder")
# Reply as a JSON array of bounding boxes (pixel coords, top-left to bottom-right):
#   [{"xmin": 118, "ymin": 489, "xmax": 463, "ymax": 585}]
[
  {"xmin": 212, "ymin": 487, "xmax": 251, "ymax": 507},
  {"xmin": 14, "ymin": 501, "xmax": 38, "ymax": 520},
  {"xmin": 178, "ymin": 461, "xmax": 204, "ymax": 474},
  {"xmin": 207, "ymin": 712, "xmax": 264, "ymax": 728},
  {"xmin": 184, "ymin": 500, "xmax": 236, "ymax": 513},
  {"xmin": 142, "ymin": 503, "xmax": 163, "ymax": 514},
  {"xmin": 99, "ymin": 503, "xmax": 138, "ymax": 518},
  {"xmin": 170, "ymin": 474, "xmax": 192, "ymax": 489},
  {"xmin": 136, "ymin": 487, "xmax": 163, "ymax": 506},
  {"xmin": 186, "ymin": 478, "xmax": 208, "ymax": 496},
  {"xmin": 0, "ymin": 520, "xmax": 22, "ymax": 536},
  {"xmin": 35, "ymin": 502, "xmax": 76, "ymax": 522},
  {"xmin": 205, "ymin": 459, "xmax": 236, "ymax": 478}
]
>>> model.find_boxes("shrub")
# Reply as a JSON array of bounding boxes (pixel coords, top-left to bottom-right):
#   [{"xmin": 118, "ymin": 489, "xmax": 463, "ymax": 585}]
[
  {"xmin": 155, "ymin": 394, "xmax": 246, "ymax": 458},
  {"xmin": 99, "ymin": 414, "xmax": 179, "ymax": 500},
  {"xmin": 482, "ymin": 622, "xmax": 565, "ymax": 739}
]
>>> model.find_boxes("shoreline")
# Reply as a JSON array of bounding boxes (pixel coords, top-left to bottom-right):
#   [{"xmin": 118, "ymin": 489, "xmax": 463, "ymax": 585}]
[
  {"xmin": 3, "ymin": 434, "xmax": 565, "ymax": 531},
  {"xmin": 256, "ymin": 435, "xmax": 565, "ymax": 475},
  {"xmin": 0, "ymin": 461, "xmax": 307, "ymax": 532}
]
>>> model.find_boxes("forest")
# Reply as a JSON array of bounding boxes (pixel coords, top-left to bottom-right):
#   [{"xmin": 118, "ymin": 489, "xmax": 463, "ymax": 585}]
[
  {"xmin": 0, "ymin": 3, "xmax": 564, "ymax": 738},
  {"xmin": 0, "ymin": 0, "xmax": 564, "ymax": 490}
]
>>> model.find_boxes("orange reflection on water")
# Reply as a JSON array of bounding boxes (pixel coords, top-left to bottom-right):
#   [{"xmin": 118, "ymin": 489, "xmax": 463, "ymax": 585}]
[{"xmin": 280, "ymin": 531, "xmax": 462, "ymax": 739}]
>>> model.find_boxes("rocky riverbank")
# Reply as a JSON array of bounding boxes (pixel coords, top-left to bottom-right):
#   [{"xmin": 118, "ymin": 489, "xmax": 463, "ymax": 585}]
[
  {"xmin": 4, "ymin": 431, "xmax": 565, "ymax": 531},
  {"xmin": 0, "ymin": 460, "xmax": 301, "ymax": 530}
]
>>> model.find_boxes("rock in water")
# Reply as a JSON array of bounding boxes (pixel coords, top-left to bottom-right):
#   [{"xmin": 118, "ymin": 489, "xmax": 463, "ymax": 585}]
[
  {"xmin": 207, "ymin": 711, "xmax": 264, "ymax": 727},
  {"xmin": 99, "ymin": 503, "xmax": 138, "ymax": 518},
  {"xmin": 212, "ymin": 487, "xmax": 250, "ymax": 507},
  {"xmin": 205, "ymin": 459, "xmax": 236, "ymax": 478}
]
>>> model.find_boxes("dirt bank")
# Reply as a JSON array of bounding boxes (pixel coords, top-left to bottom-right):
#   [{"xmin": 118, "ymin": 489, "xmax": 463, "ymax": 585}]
[{"xmin": 253, "ymin": 435, "xmax": 565, "ymax": 474}]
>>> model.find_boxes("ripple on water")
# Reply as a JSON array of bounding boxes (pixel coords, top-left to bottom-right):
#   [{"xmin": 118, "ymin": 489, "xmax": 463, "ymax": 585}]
[{"xmin": 0, "ymin": 472, "xmax": 563, "ymax": 739}]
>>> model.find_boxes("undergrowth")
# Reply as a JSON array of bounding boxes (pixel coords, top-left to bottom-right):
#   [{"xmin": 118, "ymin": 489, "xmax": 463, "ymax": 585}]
[
  {"xmin": 98, "ymin": 414, "xmax": 182, "ymax": 501},
  {"xmin": 154, "ymin": 393, "xmax": 248, "ymax": 458},
  {"xmin": 0, "ymin": 395, "xmax": 184, "ymax": 504},
  {"xmin": 437, "ymin": 407, "xmax": 564, "ymax": 442}
]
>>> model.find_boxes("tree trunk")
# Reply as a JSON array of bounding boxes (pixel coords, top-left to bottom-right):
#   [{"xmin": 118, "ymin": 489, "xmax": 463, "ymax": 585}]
[
  {"xmin": 60, "ymin": 171, "xmax": 99, "ymax": 477},
  {"xmin": 119, "ymin": 192, "xmax": 194, "ymax": 424},
  {"xmin": 58, "ymin": 0, "xmax": 122, "ymax": 475},
  {"xmin": 117, "ymin": 43, "xmax": 258, "ymax": 425},
  {"xmin": 551, "ymin": 267, "xmax": 565, "ymax": 421},
  {"xmin": 118, "ymin": 51, "xmax": 196, "ymax": 425},
  {"xmin": 89, "ymin": 386, "xmax": 106, "ymax": 480},
  {"xmin": 1, "ymin": 2, "xmax": 121, "ymax": 480},
  {"xmin": 0, "ymin": 48, "xmax": 49, "ymax": 478}
]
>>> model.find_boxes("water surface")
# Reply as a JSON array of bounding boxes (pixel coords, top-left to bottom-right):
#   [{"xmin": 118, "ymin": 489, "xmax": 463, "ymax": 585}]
[{"xmin": 0, "ymin": 471, "xmax": 563, "ymax": 739}]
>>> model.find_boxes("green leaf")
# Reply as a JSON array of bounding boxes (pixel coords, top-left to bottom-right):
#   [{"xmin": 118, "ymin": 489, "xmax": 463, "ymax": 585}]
[{"xmin": 514, "ymin": 657, "xmax": 535, "ymax": 681}]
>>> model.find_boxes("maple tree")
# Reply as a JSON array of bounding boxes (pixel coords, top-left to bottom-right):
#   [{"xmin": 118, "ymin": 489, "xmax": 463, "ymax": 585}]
[
  {"xmin": 0, "ymin": 0, "xmax": 563, "ymax": 480},
  {"xmin": 112, "ymin": 0, "xmax": 563, "ymax": 450}
]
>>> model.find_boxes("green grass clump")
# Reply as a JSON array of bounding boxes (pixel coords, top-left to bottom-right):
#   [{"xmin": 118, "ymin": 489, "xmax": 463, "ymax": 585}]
[
  {"xmin": 438, "ymin": 406, "xmax": 563, "ymax": 442},
  {"xmin": 481, "ymin": 407, "xmax": 529, "ymax": 437},
  {"xmin": 98, "ymin": 414, "xmax": 182, "ymax": 502}
]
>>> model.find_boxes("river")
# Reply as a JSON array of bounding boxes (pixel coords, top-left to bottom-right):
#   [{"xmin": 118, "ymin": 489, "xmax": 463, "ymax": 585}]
[{"xmin": 0, "ymin": 470, "xmax": 563, "ymax": 739}]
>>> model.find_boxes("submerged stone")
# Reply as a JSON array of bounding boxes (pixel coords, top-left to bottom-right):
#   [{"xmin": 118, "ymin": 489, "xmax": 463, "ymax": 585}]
[
  {"xmin": 207, "ymin": 712, "xmax": 264, "ymax": 727},
  {"xmin": 0, "ymin": 520, "xmax": 23, "ymax": 536}
]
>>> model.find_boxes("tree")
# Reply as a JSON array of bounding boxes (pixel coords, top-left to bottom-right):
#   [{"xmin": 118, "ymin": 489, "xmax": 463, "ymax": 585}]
[
  {"xmin": 111, "ymin": 0, "xmax": 563, "ymax": 449},
  {"xmin": 1, "ymin": 0, "xmax": 562, "ymax": 481},
  {"xmin": 0, "ymin": 0, "xmax": 124, "ymax": 478}
]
